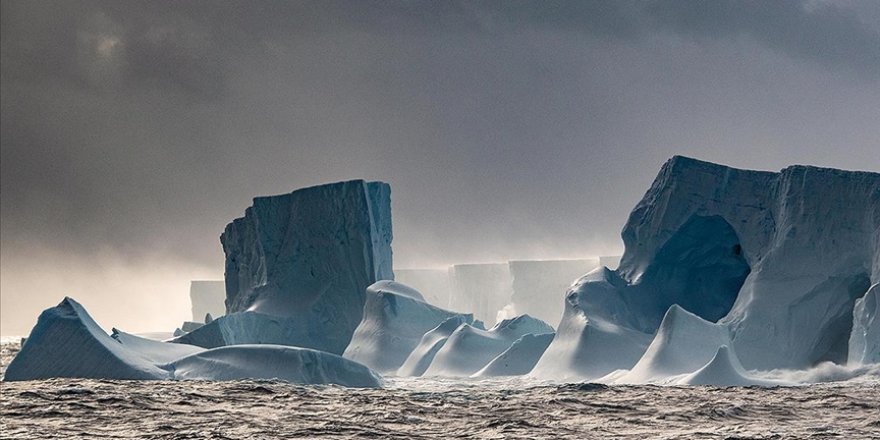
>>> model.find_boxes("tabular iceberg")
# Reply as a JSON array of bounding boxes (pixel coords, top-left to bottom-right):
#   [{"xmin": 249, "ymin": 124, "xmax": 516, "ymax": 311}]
[
  {"xmin": 220, "ymin": 180, "xmax": 393, "ymax": 354},
  {"xmin": 5, "ymin": 298, "xmax": 381, "ymax": 387},
  {"xmin": 343, "ymin": 281, "xmax": 474, "ymax": 373},
  {"xmin": 535, "ymin": 156, "xmax": 879, "ymax": 381},
  {"xmin": 424, "ymin": 315, "xmax": 553, "ymax": 377}
]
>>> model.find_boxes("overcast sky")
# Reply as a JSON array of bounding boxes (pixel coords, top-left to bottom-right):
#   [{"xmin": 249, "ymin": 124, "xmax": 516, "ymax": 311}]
[{"xmin": 2, "ymin": 0, "xmax": 879, "ymax": 334}]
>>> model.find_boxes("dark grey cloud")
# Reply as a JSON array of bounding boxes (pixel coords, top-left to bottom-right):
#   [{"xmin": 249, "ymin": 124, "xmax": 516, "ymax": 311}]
[
  {"xmin": 1, "ymin": 0, "xmax": 879, "ymax": 334},
  {"xmin": 647, "ymin": 0, "xmax": 880, "ymax": 77}
]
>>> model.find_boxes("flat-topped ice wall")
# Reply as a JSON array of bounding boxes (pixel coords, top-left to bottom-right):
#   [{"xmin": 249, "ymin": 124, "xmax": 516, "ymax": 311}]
[{"xmin": 218, "ymin": 180, "xmax": 393, "ymax": 354}]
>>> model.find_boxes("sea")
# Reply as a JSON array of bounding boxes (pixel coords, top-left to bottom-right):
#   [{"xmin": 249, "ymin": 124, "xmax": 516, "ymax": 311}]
[{"xmin": 2, "ymin": 340, "xmax": 879, "ymax": 439}]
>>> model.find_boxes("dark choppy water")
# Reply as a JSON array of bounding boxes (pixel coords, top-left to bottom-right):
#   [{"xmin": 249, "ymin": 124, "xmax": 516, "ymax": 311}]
[{"xmin": 3, "ymin": 342, "xmax": 879, "ymax": 439}]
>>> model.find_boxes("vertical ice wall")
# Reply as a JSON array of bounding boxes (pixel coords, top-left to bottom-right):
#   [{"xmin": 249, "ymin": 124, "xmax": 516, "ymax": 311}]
[
  {"xmin": 220, "ymin": 180, "xmax": 393, "ymax": 354},
  {"xmin": 615, "ymin": 157, "xmax": 878, "ymax": 369}
]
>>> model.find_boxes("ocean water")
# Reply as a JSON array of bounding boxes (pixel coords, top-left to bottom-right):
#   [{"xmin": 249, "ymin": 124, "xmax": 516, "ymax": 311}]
[{"xmin": 2, "ymin": 341, "xmax": 879, "ymax": 439}]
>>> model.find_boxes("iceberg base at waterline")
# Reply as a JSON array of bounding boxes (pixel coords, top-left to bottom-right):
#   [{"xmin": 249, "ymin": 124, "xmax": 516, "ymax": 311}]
[{"xmin": 3, "ymin": 297, "xmax": 381, "ymax": 388}]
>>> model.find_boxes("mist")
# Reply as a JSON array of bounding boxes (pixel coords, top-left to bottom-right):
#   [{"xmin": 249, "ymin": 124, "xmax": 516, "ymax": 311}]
[{"xmin": 2, "ymin": 0, "xmax": 879, "ymax": 335}]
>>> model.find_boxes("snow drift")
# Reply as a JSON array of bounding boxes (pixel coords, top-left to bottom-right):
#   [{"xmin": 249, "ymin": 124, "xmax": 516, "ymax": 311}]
[{"xmin": 343, "ymin": 281, "xmax": 474, "ymax": 373}]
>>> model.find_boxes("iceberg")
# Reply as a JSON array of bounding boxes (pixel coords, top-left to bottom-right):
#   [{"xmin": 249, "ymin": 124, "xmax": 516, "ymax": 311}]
[
  {"xmin": 619, "ymin": 156, "xmax": 878, "ymax": 369},
  {"xmin": 536, "ymin": 156, "xmax": 879, "ymax": 378},
  {"xmin": 424, "ymin": 315, "xmax": 553, "ymax": 377},
  {"xmin": 472, "ymin": 332, "xmax": 555, "ymax": 378},
  {"xmin": 848, "ymin": 283, "xmax": 879, "ymax": 365},
  {"xmin": 5, "ymin": 298, "xmax": 172, "ymax": 381},
  {"xmin": 5, "ymin": 297, "xmax": 381, "ymax": 387},
  {"xmin": 343, "ymin": 281, "xmax": 473, "ymax": 373},
  {"xmin": 167, "ymin": 345, "xmax": 380, "ymax": 387},
  {"xmin": 190, "ymin": 280, "xmax": 226, "ymax": 322},
  {"xmin": 397, "ymin": 315, "xmax": 475, "ymax": 377},
  {"xmin": 220, "ymin": 180, "xmax": 393, "ymax": 354},
  {"xmin": 507, "ymin": 259, "xmax": 600, "ymax": 326}
]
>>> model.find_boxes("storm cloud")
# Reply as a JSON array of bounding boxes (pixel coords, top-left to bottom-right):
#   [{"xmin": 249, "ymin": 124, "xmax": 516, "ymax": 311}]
[{"xmin": 2, "ymin": 0, "xmax": 879, "ymax": 334}]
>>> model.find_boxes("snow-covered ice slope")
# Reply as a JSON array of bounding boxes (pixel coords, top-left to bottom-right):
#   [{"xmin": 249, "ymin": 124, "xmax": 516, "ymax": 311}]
[
  {"xmin": 344, "ymin": 281, "xmax": 474, "ymax": 373},
  {"xmin": 7, "ymin": 298, "xmax": 382, "ymax": 387},
  {"xmin": 507, "ymin": 259, "xmax": 600, "ymax": 326},
  {"xmin": 397, "ymin": 316, "xmax": 475, "ymax": 377},
  {"xmin": 676, "ymin": 346, "xmax": 783, "ymax": 387},
  {"xmin": 619, "ymin": 305, "xmax": 733, "ymax": 384},
  {"xmin": 449, "ymin": 263, "xmax": 511, "ymax": 325},
  {"xmin": 167, "ymin": 345, "xmax": 381, "ymax": 387},
  {"xmin": 473, "ymin": 332, "xmax": 555, "ymax": 377},
  {"xmin": 530, "ymin": 268, "xmax": 652, "ymax": 381},
  {"xmin": 5, "ymin": 298, "xmax": 171, "ymax": 381},
  {"xmin": 849, "ymin": 283, "xmax": 879, "ymax": 365},
  {"xmin": 221, "ymin": 180, "xmax": 393, "ymax": 355},
  {"xmin": 112, "ymin": 329, "xmax": 204, "ymax": 364},
  {"xmin": 394, "ymin": 269, "xmax": 452, "ymax": 307},
  {"xmin": 424, "ymin": 315, "xmax": 553, "ymax": 377},
  {"xmin": 190, "ymin": 280, "xmax": 226, "ymax": 322}
]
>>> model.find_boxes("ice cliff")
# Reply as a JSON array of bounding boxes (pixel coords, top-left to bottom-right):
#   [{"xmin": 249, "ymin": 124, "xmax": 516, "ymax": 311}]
[
  {"xmin": 220, "ymin": 180, "xmax": 393, "ymax": 354},
  {"xmin": 535, "ymin": 156, "xmax": 879, "ymax": 380}
]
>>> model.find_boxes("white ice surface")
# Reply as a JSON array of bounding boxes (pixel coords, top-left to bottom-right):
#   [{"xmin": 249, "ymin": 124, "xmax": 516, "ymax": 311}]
[
  {"xmin": 424, "ymin": 315, "xmax": 553, "ymax": 377},
  {"xmin": 397, "ymin": 316, "xmax": 474, "ymax": 377},
  {"xmin": 473, "ymin": 332, "xmax": 555, "ymax": 378},
  {"xmin": 344, "ymin": 281, "xmax": 473, "ymax": 373},
  {"xmin": 848, "ymin": 283, "xmax": 879, "ymax": 365},
  {"xmin": 6, "ymin": 297, "xmax": 382, "ymax": 387},
  {"xmin": 167, "ymin": 345, "xmax": 381, "ymax": 387},
  {"xmin": 619, "ymin": 305, "xmax": 732, "ymax": 384}
]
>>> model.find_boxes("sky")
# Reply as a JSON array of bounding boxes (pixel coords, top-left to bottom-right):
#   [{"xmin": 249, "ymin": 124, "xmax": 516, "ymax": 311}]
[{"xmin": 2, "ymin": 0, "xmax": 879, "ymax": 335}]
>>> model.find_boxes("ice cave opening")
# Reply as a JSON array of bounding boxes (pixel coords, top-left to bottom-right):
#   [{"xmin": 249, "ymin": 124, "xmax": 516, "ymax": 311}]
[{"xmin": 640, "ymin": 215, "xmax": 751, "ymax": 323}]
